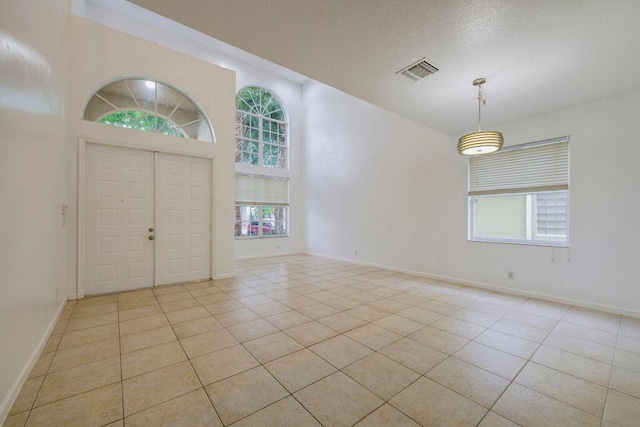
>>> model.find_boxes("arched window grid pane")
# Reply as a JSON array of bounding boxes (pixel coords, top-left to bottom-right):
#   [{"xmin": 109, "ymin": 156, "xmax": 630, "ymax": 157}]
[
  {"xmin": 83, "ymin": 78, "xmax": 214, "ymax": 142},
  {"xmin": 249, "ymin": 90, "xmax": 261, "ymax": 113},
  {"xmin": 236, "ymin": 113, "xmax": 257, "ymax": 138},
  {"xmin": 235, "ymin": 86, "xmax": 288, "ymax": 169}
]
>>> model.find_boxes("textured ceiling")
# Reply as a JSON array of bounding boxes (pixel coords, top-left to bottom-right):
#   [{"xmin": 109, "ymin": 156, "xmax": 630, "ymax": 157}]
[{"xmin": 127, "ymin": 0, "xmax": 640, "ymax": 135}]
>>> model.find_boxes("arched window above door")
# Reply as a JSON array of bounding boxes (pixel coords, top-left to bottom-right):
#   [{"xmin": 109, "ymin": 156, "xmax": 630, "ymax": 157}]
[{"xmin": 83, "ymin": 78, "xmax": 214, "ymax": 142}]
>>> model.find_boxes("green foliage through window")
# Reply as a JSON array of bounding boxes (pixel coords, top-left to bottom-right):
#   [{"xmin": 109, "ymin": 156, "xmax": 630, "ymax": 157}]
[
  {"xmin": 235, "ymin": 87, "xmax": 287, "ymax": 168},
  {"xmin": 99, "ymin": 111, "xmax": 185, "ymax": 138},
  {"xmin": 236, "ymin": 87, "xmax": 285, "ymax": 121}
]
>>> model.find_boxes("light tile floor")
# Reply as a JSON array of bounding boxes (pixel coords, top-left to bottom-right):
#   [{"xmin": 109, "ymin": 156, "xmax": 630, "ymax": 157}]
[{"xmin": 5, "ymin": 254, "xmax": 640, "ymax": 426}]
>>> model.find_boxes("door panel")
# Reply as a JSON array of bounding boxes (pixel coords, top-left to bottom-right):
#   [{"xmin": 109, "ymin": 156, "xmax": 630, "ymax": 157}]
[
  {"xmin": 155, "ymin": 153, "xmax": 211, "ymax": 285},
  {"xmin": 86, "ymin": 144, "xmax": 155, "ymax": 295}
]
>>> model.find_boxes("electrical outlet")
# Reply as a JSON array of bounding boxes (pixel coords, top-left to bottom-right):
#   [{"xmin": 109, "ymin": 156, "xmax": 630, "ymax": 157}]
[
  {"xmin": 508, "ymin": 271, "xmax": 515, "ymax": 279},
  {"xmin": 355, "ymin": 250, "xmax": 358, "ymax": 256},
  {"xmin": 277, "ymin": 244, "xmax": 280, "ymax": 249}
]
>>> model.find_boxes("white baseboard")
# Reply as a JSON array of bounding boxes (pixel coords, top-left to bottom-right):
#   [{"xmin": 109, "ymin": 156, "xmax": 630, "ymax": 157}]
[
  {"xmin": 305, "ymin": 251, "xmax": 640, "ymax": 319},
  {"xmin": 235, "ymin": 251, "xmax": 303, "ymax": 261},
  {"xmin": 0, "ymin": 297, "xmax": 69, "ymax": 424},
  {"xmin": 213, "ymin": 273, "xmax": 235, "ymax": 280}
]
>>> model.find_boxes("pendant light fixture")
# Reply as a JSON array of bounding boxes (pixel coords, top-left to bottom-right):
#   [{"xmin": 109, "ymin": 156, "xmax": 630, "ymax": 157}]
[{"xmin": 457, "ymin": 78, "xmax": 504, "ymax": 155}]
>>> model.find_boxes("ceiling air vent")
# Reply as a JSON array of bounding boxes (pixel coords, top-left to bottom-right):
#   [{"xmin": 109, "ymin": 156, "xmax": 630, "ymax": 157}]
[{"xmin": 397, "ymin": 58, "xmax": 439, "ymax": 82}]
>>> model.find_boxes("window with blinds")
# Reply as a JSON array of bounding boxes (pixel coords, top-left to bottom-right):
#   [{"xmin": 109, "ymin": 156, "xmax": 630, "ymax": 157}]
[
  {"xmin": 468, "ymin": 136, "xmax": 570, "ymax": 246},
  {"xmin": 235, "ymin": 174, "xmax": 289, "ymax": 238}
]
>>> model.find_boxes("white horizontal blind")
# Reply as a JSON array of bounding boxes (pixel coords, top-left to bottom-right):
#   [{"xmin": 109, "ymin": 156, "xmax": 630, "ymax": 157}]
[
  {"xmin": 469, "ymin": 137, "xmax": 569, "ymax": 196},
  {"xmin": 236, "ymin": 173, "xmax": 289, "ymax": 205}
]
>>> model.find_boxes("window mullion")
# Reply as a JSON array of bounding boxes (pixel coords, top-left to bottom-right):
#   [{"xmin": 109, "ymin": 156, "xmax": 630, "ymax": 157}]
[
  {"xmin": 258, "ymin": 117, "xmax": 264, "ymax": 167},
  {"xmin": 469, "ymin": 197, "xmax": 476, "ymax": 240},
  {"xmin": 525, "ymin": 195, "xmax": 533, "ymax": 240}
]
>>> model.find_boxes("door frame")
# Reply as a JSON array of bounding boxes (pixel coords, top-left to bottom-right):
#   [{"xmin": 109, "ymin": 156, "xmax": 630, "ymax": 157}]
[{"xmin": 78, "ymin": 137, "xmax": 216, "ymax": 298}]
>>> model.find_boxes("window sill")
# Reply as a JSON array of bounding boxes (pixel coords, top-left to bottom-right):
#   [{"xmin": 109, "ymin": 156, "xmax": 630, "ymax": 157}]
[
  {"xmin": 235, "ymin": 235, "xmax": 289, "ymax": 240},
  {"xmin": 468, "ymin": 238, "xmax": 569, "ymax": 248}
]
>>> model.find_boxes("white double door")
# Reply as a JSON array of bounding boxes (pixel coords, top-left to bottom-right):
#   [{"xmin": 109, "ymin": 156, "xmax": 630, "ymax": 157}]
[{"xmin": 85, "ymin": 143, "xmax": 211, "ymax": 295}]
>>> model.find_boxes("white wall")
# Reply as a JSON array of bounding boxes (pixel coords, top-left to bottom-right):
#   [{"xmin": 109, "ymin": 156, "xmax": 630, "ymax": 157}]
[
  {"xmin": 304, "ymin": 79, "xmax": 640, "ymax": 316},
  {"xmin": 84, "ymin": 1, "xmax": 306, "ymax": 260},
  {"xmin": 66, "ymin": 16, "xmax": 237, "ymax": 296},
  {"xmin": 303, "ymin": 81, "xmax": 455, "ymax": 270},
  {"xmin": 0, "ymin": 0, "xmax": 69, "ymax": 418}
]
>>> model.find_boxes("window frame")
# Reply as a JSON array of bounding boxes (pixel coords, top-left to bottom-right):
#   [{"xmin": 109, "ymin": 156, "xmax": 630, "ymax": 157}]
[
  {"xmin": 469, "ymin": 190, "xmax": 570, "ymax": 247},
  {"xmin": 235, "ymin": 205, "xmax": 289, "ymax": 239},
  {"xmin": 234, "ymin": 173, "xmax": 289, "ymax": 240},
  {"xmin": 467, "ymin": 136, "xmax": 570, "ymax": 247},
  {"xmin": 83, "ymin": 77, "xmax": 215, "ymax": 142},
  {"xmin": 235, "ymin": 86, "xmax": 289, "ymax": 169}
]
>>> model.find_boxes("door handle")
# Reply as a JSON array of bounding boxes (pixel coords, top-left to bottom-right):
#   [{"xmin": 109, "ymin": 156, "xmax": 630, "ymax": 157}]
[{"xmin": 148, "ymin": 235, "xmax": 154, "ymax": 240}]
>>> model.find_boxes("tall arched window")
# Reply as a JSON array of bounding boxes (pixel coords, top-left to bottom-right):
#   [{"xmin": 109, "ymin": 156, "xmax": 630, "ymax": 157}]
[
  {"xmin": 234, "ymin": 86, "xmax": 289, "ymax": 239},
  {"xmin": 83, "ymin": 78, "xmax": 214, "ymax": 142},
  {"xmin": 235, "ymin": 86, "xmax": 287, "ymax": 168}
]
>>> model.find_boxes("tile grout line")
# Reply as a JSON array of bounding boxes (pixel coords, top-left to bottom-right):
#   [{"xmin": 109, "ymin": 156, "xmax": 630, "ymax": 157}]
[
  {"xmin": 171, "ymin": 282, "xmax": 620, "ymax": 426},
  {"xmin": 17, "ymin": 301, "xmax": 76, "ymax": 425},
  {"xmin": 601, "ymin": 314, "xmax": 622, "ymax": 426},
  {"xmin": 249, "ymin": 282, "xmax": 500, "ymax": 424},
  {"xmin": 191, "ymin": 268, "xmax": 608, "ymax": 427},
  {"xmin": 212, "ymin": 270, "xmax": 404, "ymax": 424},
  {"xmin": 190, "ymin": 278, "xmax": 324, "ymax": 426},
  {"xmin": 113, "ymin": 284, "xmax": 220, "ymax": 422},
  {"xmin": 472, "ymin": 300, "xmax": 618, "ymax": 425},
  {"xmin": 9, "ymin": 256, "xmax": 640, "ymax": 425},
  {"xmin": 117, "ymin": 295, "xmax": 125, "ymax": 425},
  {"xmin": 421, "ymin": 299, "xmax": 534, "ymax": 426},
  {"xmin": 180, "ymin": 281, "xmax": 227, "ymax": 426}
]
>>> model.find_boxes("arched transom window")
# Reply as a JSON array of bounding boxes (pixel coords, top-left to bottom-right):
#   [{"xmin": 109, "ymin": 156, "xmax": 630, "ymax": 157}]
[
  {"xmin": 83, "ymin": 78, "xmax": 214, "ymax": 142},
  {"xmin": 235, "ymin": 86, "xmax": 287, "ymax": 168}
]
